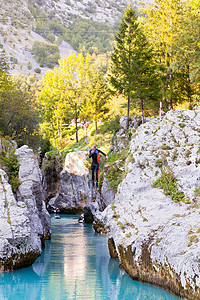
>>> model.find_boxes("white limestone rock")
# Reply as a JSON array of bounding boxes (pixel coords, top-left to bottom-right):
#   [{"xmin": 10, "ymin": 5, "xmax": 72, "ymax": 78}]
[
  {"xmin": 0, "ymin": 145, "xmax": 51, "ymax": 272},
  {"xmin": 97, "ymin": 110, "xmax": 200, "ymax": 299},
  {"xmin": 48, "ymin": 151, "xmax": 91, "ymax": 213}
]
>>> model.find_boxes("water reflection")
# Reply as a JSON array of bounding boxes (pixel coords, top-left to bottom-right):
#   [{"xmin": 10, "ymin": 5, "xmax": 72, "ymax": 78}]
[{"xmin": 0, "ymin": 216, "xmax": 181, "ymax": 300}]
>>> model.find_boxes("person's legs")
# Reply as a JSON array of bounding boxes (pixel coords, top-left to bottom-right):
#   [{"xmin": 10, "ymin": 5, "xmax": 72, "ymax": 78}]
[
  {"xmin": 95, "ymin": 163, "xmax": 99, "ymax": 188},
  {"xmin": 91, "ymin": 163, "xmax": 95, "ymax": 187}
]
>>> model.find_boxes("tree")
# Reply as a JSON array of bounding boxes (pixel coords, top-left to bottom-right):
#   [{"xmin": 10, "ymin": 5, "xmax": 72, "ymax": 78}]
[
  {"xmin": 58, "ymin": 52, "xmax": 92, "ymax": 143},
  {"xmin": 38, "ymin": 52, "xmax": 92, "ymax": 146},
  {"xmin": 38, "ymin": 68, "xmax": 71, "ymax": 148},
  {"xmin": 109, "ymin": 5, "xmax": 160, "ymax": 127},
  {"xmin": 0, "ymin": 68, "xmax": 41, "ymax": 148},
  {"xmin": 139, "ymin": 0, "xmax": 187, "ymax": 108},
  {"xmin": 170, "ymin": 0, "xmax": 200, "ymax": 106},
  {"xmin": 81, "ymin": 68, "xmax": 110, "ymax": 134}
]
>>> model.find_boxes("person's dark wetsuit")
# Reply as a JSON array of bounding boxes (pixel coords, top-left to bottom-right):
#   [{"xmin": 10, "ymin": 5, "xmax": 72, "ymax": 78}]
[{"xmin": 89, "ymin": 148, "xmax": 107, "ymax": 187}]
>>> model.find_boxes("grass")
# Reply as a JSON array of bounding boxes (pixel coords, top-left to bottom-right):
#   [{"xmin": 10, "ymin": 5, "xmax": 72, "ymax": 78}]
[
  {"xmin": 188, "ymin": 235, "xmax": 199, "ymax": 247},
  {"xmin": 152, "ymin": 167, "xmax": 185, "ymax": 203},
  {"xmin": 58, "ymin": 118, "xmax": 120, "ymax": 154},
  {"xmin": 155, "ymin": 237, "xmax": 162, "ymax": 245},
  {"xmin": 194, "ymin": 187, "xmax": 200, "ymax": 198},
  {"xmin": 101, "ymin": 150, "xmax": 128, "ymax": 192}
]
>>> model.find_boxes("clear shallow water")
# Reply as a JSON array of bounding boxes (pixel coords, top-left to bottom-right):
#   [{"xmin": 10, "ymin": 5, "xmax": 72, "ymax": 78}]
[{"xmin": 0, "ymin": 215, "xmax": 182, "ymax": 300}]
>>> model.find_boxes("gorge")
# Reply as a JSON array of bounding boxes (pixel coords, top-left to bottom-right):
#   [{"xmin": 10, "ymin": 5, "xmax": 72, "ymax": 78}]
[{"xmin": 0, "ymin": 109, "xmax": 200, "ymax": 299}]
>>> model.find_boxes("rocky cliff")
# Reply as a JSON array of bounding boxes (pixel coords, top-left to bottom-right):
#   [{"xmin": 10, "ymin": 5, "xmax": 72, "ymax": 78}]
[
  {"xmin": 0, "ymin": 144, "xmax": 51, "ymax": 272},
  {"xmin": 95, "ymin": 110, "xmax": 200, "ymax": 299}
]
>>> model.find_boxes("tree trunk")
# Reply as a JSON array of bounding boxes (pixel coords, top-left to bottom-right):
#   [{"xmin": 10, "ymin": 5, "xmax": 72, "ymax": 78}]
[
  {"xmin": 169, "ymin": 70, "xmax": 173, "ymax": 107},
  {"xmin": 60, "ymin": 120, "xmax": 62, "ymax": 140},
  {"xmin": 0, "ymin": 139, "xmax": 1, "ymax": 168},
  {"xmin": 57, "ymin": 119, "xmax": 59, "ymax": 138},
  {"xmin": 75, "ymin": 101, "xmax": 78, "ymax": 143},
  {"xmin": 186, "ymin": 64, "xmax": 192, "ymax": 109},
  {"xmin": 75, "ymin": 117, "xmax": 78, "ymax": 143},
  {"xmin": 95, "ymin": 121, "xmax": 98, "ymax": 135},
  {"xmin": 141, "ymin": 99, "xmax": 144, "ymax": 124},
  {"xmin": 126, "ymin": 32, "xmax": 131, "ymax": 131},
  {"xmin": 126, "ymin": 94, "xmax": 130, "ymax": 130}
]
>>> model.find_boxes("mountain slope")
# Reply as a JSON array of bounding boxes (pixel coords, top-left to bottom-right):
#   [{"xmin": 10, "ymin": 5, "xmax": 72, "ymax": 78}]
[{"xmin": 0, "ymin": 0, "xmax": 149, "ymax": 76}]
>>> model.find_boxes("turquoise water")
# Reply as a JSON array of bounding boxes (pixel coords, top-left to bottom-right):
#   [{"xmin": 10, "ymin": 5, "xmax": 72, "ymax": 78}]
[{"xmin": 0, "ymin": 215, "xmax": 181, "ymax": 300}]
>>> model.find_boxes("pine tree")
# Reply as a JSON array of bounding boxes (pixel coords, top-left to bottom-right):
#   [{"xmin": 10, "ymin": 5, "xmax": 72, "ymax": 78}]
[{"xmin": 109, "ymin": 5, "xmax": 160, "ymax": 128}]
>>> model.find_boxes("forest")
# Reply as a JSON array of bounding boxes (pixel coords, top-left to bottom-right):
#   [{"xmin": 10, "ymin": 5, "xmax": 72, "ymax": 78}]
[{"xmin": 0, "ymin": 0, "xmax": 199, "ymax": 155}]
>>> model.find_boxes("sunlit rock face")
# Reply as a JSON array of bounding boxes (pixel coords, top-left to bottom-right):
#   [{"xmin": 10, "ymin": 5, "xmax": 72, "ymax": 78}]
[
  {"xmin": 96, "ymin": 110, "xmax": 200, "ymax": 299},
  {"xmin": 0, "ymin": 145, "xmax": 51, "ymax": 272},
  {"xmin": 47, "ymin": 151, "xmax": 91, "ymax": 214}
]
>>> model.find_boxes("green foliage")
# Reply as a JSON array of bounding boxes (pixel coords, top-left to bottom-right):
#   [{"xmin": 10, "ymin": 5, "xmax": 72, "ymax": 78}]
[
  {"xmin": 172, "ymin": 149, "xmax": 178, "ymax": 161},
  {"xmin": 0, "ymin": 70, "xmax": 41, "ymax": 149},
  {"xmin": 10, "ymin": 56, "xmax": 18, "ymax": 64},
  {"xmin": 109, "ymin": 5, "xmax": 160, "ymax": 126},
  {"xmin": 155, "ymin": 159, "xmax": 164, "ymax": 168},
  {"xmin": 117, "ymin": 221, "xmax": 125, "ymax": 232},
  {"xmin": 80, "ymin": 67, "xmax": 110, "ymax": 134},
  {"xmin": 194, "ymin": 187, "xmax": 200, "ymax": 198},
  {"xmin": 188, "ymin": 235, "xmax": 199, "ymax": 247},
  {"xmin": 139, "ymin": 0, "xmax": 200, "ymax": 108},
  {"xmin": 126, "ymin": 232, "xmax": 132, "ymax": 238},
  {"xmin": 155, "ymin": 237, "xmax": 162, "ymax": 245},
  {"xmin": 179, "ymin": 123, "xmax": 186, "ymax": 129},
  {"xmin": 161, "ymin": 143, "xmax": 171, "ymax": 150},
  {"xmin": 152, "ymin": 167, "xmax": 185, "ymax": 203},
  {"xmin": 34, "ymin": 67, "xmax": 41, "ymax": 74},
  {"xmin": 101, "ymin": 150, "xmax": 127, "ymax": 192},
  {"xmin": 38, "ymin": 52, "xmax": 93, "ymax": 145},
  {"xmin": 1, "ymin": 150, "xmax": 21, "ymax": 191},
  {"xmin": 32, "ymin": 41, "xmax": 60, "ymax": 68},
  {"xmin": 64, "ymin": 17, "xmax": 114, "ymax": 54}
]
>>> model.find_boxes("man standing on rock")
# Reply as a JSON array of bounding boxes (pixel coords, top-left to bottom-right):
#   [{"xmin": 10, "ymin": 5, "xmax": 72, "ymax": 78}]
[{"xmin": 89, "ymin": 145, "xmax": 108, "ymax": 188}]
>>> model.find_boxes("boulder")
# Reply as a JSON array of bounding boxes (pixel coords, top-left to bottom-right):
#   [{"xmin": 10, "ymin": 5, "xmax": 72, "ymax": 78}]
[
  {"xmin": 47, "ymin": 151, "xmax": 91, "ymax": 214},
  {"xmin": 98, "ymin": 178, "xmax": 115, "ymax": 211},
  {"xmin": 83, "ymin": 203, "xmax": 97, "ymax": 223},
  {"xmin": 0, "ymin": 145, "xmax": 51, "ymax": 272}
]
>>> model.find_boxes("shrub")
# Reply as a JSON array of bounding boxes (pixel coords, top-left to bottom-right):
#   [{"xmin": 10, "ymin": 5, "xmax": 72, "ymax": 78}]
[
  {"xmin": 32, "ymin": 41, "xmax": 60, "ymax": 68},
  {"xmin": 152, "ymin": 167, "xmax": 185, "ymax": 203},
  {"xmin": 1, "ymin": 150, "xmax": 21, "ymax": 192},
  {"xmin": 194, "ymin": 187, "xmax": 200, "ymax": 198},
  {"xmin": 34, "ymin": 67, "xmax": 41, "ymax": 74},
  {"xmin": 188, "ymin": 235, "xmax": 198, "ymax": 247}
]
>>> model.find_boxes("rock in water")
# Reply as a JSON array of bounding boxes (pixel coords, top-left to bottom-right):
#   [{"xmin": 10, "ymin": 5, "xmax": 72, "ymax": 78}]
[
  {"xmin": 47, "ymin": 151, "xmax": 91, "ymax": 214},
  {"xmin": 0, "ymin": 145, "xmax": 51, "ymax": 272}
]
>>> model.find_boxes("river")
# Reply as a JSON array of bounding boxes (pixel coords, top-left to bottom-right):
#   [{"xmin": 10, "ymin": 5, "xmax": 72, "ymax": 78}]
[{"xmin": 0, "ymin": 215, "xmax": 181, "ymax": 300}]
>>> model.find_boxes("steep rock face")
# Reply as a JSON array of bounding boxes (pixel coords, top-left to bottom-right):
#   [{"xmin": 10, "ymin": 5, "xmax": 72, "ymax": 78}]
[
  {"xmin": 96, "ymin": 110, "xmax": 200, "ymax": 299},
  {"xmin": 0, "ymin": 145, "xmax": 51, "ymax": 272},
  {"xmin": 47, "ymin": 151, "xmax": 91, "ymax": 214},
  {"xmin": 42, "ymin": 154, "xmax": 63, "ymax": 204},
  {"xmin": 98, "ymin": 115, "xmax": 142, "ymax": 211}
]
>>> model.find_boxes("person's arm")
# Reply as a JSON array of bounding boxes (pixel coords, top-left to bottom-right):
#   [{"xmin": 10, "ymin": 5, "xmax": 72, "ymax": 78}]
[
  {"xmin": 98, "ymin": 149, "xmax": 108, "ymax": 159},
  {"xmin": 89, "ymin": 150, "xmax": 93, "ymax": 158}
]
